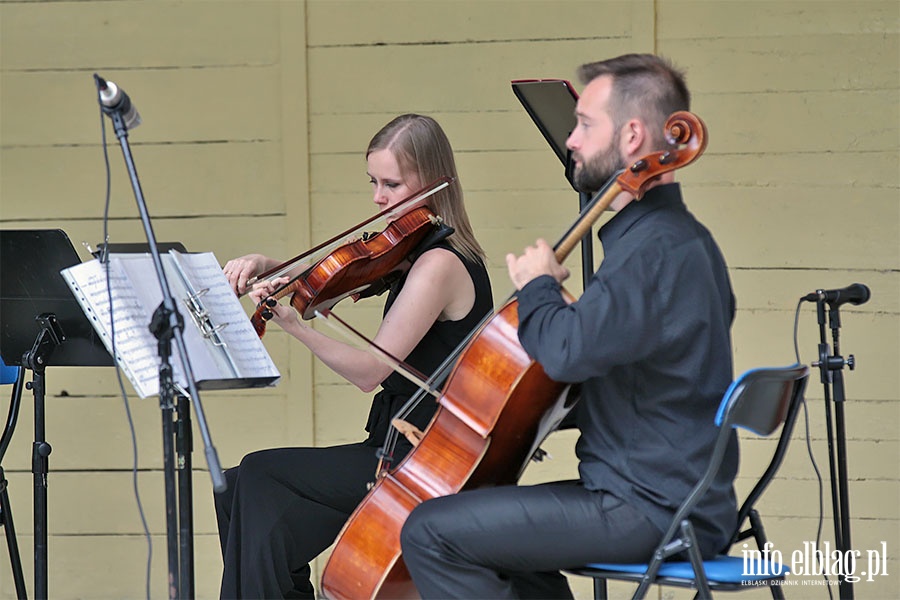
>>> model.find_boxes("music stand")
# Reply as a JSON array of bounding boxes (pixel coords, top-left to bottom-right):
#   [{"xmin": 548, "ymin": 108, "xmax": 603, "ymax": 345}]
[
  {"xmin": 95, "ymin": 241, "xmax": 196, "ymax": 600},
  {"xmin": 511, "ymin": 79, "xmax": 596, "ymax": 286},
  {"xmin": 0, "ymin": 229, "xmax": 113, "ymax": 600},
  {"xmin": 512, "ymin": 79, "xmax": 580, "ymax": 181}
]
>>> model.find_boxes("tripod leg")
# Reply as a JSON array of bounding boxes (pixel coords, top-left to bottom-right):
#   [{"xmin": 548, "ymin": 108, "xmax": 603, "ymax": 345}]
[{"xmin": 0, "ymin": 466, "xmax": 28, "ymax": 599}]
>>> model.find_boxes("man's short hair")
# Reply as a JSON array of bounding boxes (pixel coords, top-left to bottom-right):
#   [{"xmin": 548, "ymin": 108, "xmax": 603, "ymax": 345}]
[{"xmin": 577, "ymin": 54, "xmax": 690, "ymax": 148}]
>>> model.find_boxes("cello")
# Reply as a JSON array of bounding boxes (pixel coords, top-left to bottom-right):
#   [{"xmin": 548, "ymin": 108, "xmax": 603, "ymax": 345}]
[{"xmin": 320, "ymin": 111, "xmax": 708, "ymax": 599}]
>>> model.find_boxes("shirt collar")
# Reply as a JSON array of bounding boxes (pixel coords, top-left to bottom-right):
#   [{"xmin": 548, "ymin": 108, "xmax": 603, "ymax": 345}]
[{"xmin": 598, "ymin": 182, "xmax": 684, "ymax": 249}]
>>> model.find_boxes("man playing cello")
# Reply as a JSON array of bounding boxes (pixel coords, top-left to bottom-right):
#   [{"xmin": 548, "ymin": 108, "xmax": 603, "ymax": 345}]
[{"xmin": 401, "ymin": 53, "xmax": 739, "ymax": 598}]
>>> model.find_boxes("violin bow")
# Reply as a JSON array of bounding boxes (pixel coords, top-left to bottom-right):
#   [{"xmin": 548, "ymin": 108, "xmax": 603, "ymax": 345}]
[
  {"xmin": 241, "ymin": 177, "xmax": 454, "ymax": 294},
  {"xmin": 313, "ymin": 309, "xmax": 441, "ymax": 399}
]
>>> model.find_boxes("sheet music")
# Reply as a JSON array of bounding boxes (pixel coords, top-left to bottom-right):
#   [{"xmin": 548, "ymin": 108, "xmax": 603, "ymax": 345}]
[
  {"xmin": 60, "ymin": 259, "xmax": 162, "ymax": 396},
  {"xmin": 166, "ymin": 252, "xmax": 279, "ymax": 377},
  {"xmin": 168, "ymin": 251, "xmax": 240, "ymax": 378},
  {"xmin": 61, "ymin": 252, "xmax": 279, "ymax": 398}
]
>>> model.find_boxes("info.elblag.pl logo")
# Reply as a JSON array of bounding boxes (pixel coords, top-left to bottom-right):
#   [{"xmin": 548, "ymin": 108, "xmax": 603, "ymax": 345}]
[{"xmin": 742, "ymin": 541, "xmax": 890, "ymax": 584}]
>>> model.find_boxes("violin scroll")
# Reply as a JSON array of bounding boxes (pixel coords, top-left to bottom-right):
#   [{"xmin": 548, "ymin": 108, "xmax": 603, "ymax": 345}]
[
  {"xmin": 617, "ymin": 111, "xmax": 707, "ymax": 199},
  {"xmin": 250, "ymin": 283, "xmax": 296, "ymax": 338},
  {"xmin": 250, "ymin": 298, "xmax": 277, "ymax": 337}
]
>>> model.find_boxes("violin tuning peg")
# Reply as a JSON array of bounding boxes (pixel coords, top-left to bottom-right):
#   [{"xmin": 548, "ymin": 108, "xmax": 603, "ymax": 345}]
[
  {"xmin": 261, "ymin": 309, "xmax": 273, "ymax": 321},
  {"xmin": 265, "ymin": 297, "xmax": 278, "ymax": 308}
]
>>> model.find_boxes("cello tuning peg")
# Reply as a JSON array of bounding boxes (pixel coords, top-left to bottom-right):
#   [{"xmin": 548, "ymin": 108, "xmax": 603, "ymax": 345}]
[{"xmin": 630, "ymin": 158, "xmax": 648, "ymax": 172}]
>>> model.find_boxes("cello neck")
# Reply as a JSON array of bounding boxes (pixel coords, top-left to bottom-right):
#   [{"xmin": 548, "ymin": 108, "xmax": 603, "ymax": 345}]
[{"xmin": 552, "ymin": 173, "xmax": 624, "ymax": 264}]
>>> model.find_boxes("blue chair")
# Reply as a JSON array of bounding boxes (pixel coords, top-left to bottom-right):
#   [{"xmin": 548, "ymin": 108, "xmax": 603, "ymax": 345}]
[
  {"xmin": 1, "ymin": 355, "xmax": 28, "ymax": 598},
  {"xmin": 565, "ymin": 363, "xmax": 810, "ymax": 599},
  {"xmin": 0, "ymin": 358, "xmax": 17, "ymax": 385}
]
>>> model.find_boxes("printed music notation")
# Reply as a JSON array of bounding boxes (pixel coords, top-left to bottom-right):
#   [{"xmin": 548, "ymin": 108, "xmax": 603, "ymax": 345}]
[{"xmin": 61, "ymin": 251, "xmax": 280, "ymax": 398}]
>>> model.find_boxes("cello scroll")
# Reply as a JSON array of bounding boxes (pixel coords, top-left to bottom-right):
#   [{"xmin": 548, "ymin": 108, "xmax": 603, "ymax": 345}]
[
  {"xmin": 617, "ymin": 110, "xmax": 707, "ymax": 199},
  {"xmin": 554, "ymin": 111, "xmax": 707, "ymax": 263}
]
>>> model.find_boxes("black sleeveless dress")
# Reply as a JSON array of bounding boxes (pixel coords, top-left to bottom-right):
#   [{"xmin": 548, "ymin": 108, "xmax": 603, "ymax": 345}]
[{"xmin": 363, "ymin": 242, "xmax": 493, "ymax": 457}]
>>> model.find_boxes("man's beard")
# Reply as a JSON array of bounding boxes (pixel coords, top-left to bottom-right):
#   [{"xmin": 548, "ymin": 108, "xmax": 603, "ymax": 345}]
[{"xmin": 573, "ymin": 136, "xmax": 626, "ymax": 194}]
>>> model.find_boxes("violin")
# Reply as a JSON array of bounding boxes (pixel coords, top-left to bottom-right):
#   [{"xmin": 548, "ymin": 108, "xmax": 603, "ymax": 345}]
[
  {"xmin": 320, "ymin": 111, "xmax": 708, "ymax": 599},
  {"xmin": 248, "ymin": 178, "xmax": 454, "ymax": 337}
]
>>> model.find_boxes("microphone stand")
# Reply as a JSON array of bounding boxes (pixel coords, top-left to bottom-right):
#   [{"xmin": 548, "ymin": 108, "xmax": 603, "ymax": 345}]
[
  {"xmin": 812, "ymin": 299, "xmax": 855, "ymax": 600},
  {"xmin": 98, "ymin": 81, "xmax": 225, "ymax": 600}
]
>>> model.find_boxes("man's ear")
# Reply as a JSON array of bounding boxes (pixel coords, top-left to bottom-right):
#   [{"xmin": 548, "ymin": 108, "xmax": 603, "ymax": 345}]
[{"xmin": 620, "ymin": 118, "xmax": 647, "ymax": 159}]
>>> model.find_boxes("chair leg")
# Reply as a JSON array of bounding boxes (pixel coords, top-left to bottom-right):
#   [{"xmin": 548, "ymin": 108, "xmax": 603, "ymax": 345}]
[
  {"xmin": 680, "ymin": 523, "xmax": 712, "ymax": 599},
  {"xmin": 748, "ymin": 511, "xmax": 786, "ymax": 600},
  {"xmin": 0, "ymin": 467, "xmax": 28, "ymax": 599},
  {"xmin": 769, "ymin": 581, "xmax": 786, "ymax": 600}
]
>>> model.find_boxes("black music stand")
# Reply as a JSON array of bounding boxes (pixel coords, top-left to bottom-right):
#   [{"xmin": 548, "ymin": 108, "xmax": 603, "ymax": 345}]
[
  {"xmin": 0, "ymin": 229, "xmax": 113, "ymax": 600},
  {"xmin": 512, "ymin": 79, "xmax": 587, "ymax": 432},
  {"xmin": 511, "ymin": 79, "xmax": 596, "ymax": 286}
]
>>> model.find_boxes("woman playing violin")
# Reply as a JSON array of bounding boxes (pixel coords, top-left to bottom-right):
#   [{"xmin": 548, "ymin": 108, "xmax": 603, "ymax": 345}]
[{"xmin": 214, "ymin": 114, "xmax": 493, "ymax": 599}]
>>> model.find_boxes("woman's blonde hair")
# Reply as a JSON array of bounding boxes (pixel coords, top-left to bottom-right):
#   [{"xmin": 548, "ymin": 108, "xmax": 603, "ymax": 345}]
[{"xmin": 366, "ymin": 114, "xmax": 485, "ymax": 263}]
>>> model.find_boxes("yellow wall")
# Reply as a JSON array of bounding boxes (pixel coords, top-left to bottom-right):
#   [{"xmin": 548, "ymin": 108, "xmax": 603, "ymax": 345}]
[{"xmin": 0, "ymin": 1, "xmax": 896, "ymax": 598}]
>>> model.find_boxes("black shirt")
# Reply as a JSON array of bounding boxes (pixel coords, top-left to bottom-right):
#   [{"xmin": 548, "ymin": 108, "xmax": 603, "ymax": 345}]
[{"xmin": 516, "ymin": 182, "xmax": 738, "ymax": 557}]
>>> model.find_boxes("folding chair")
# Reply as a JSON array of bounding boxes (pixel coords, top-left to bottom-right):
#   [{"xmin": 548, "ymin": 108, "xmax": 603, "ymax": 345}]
[
  {"xmin": 565, "ymin": 363, "xmax": 810, "ymax": 599},
  {"xmin": 1, "ymin": 356, "xmax": 28, "ymax": 598}
]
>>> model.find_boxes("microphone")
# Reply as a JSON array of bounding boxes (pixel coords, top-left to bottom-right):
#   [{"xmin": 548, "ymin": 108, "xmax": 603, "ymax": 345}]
[
  {"xmin": 94, "ymin": 73, "xmax": 142, "ymax": 130},
  {"xmin": 803, "ymin": 283, "xmax": 871, "ymax": 307}
]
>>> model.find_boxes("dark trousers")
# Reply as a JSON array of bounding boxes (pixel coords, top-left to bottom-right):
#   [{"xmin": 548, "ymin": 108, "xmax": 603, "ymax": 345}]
[
  {"xmin": 214, "ymin": 443, "xmax": 380, "ymax": 599},
  {"xmin": 400, "ymin": 481, "xmax": 663, "ymax": 599}
]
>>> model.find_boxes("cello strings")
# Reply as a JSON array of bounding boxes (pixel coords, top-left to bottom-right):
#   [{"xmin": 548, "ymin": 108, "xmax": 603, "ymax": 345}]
[{"xmin": 377, "ymin": 173, "xmax": 622, "ymax": 465}]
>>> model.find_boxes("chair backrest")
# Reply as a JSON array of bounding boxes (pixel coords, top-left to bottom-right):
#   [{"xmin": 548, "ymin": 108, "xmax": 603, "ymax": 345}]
[
  {"xmin": 1, "ymin": 356, "xmax": 19, "ymax": 385},
  {"xmin": 1, "ymin": 355, "xmax": 26, "ymax": 464},
  {"xmin": 726, "ymin": 364, "xmax": 810, "ymax": 541},
  {"xmin": 715, "ymin": 364, "xmax": 809, "ymax": 436},
  {"xmin": 655, "ymin": 364, "xmax": 810, "ymax": 551}
]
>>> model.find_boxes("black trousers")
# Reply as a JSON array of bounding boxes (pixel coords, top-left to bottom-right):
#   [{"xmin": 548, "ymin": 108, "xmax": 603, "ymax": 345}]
[
  {"xmin": 400, "ymin": 481, "xmax": 663, "ymax": 599},
  {"xmin": 214, "ymin": 443, "xmax": 380, "ymax": 599}
]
